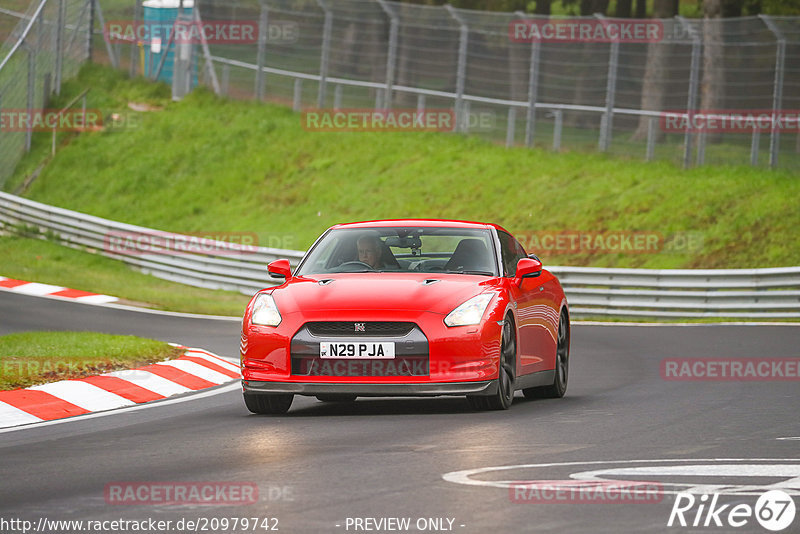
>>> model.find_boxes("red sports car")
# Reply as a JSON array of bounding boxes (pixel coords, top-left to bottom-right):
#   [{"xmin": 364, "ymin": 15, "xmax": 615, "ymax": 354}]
[{"xmin": 240, "ymin": 220, "xmax": 569, "ymax": 414}]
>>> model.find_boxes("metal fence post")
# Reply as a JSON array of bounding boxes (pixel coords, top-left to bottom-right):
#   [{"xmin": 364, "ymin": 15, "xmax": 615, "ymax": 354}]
[
  {"xmin": 26, "ymin": 44, "xmax": 35, "ymax": 152},
  {"xmin": 376, "ymin": 0, "xmax": 398, "ymax": 110},
  {"xmin": 316, "ymin": 0, "xmax": 333, "ymax": 108},
  {"xmin": 506, "ymin": 107, "xmax": 516, "ymax": 147},
  {"xmin": 678, "ymin": 16, "xmax": 700, "ymax": 169},
  {"xmin": 129, "ymin": 0, "xmax": 142, "ymax": 76},
  {"xmin": 759, "ymin": 15, "xmax": 785, "ymax": 169},
  {"xmin": 221, "ymin": 64, "xmax": 230, "ymax": 96},
  {"xmin": 255, "ymin": 2, "xmax": 269, "ymax": 100},
  {"xmin": 515, "ymin": 11, "xmax": 540, "ymax": 147},
  {"xmin": 445, "ymin": 5, "xmax": 468, "ymax": 133},
  {"xmin": 646, "ymin": 116, "xmax": 656, "ymax": 161},
  {"xmin": 751, "ymin": 127, "xmax": 760, "ymax": 166},
  {"xmin": 54, "ymin": 0, "xmax": 66, "ymax": 95},
  {"xmin": 87, "ymin": 0, "xmax": 94, "ymax": 62},
  {"xmin": 334, "ymin": 84, "xmax": 342, "ymax": 110},
  {"xmin": 552, "ymin": 110, "xmax": 562, "ymax": 151},
  {"xmin": 597, "ymin": 14, "xmax": 618, "ymax": 153},
  {"xmin": 293, "ymin": 78, "xmax": 303, "ymax": 112}
]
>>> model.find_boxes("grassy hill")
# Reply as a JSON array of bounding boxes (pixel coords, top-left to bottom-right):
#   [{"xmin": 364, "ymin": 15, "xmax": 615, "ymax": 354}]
[{"xmin": 4, "ymin": 63, "xmax": 799, "ymax": 270}]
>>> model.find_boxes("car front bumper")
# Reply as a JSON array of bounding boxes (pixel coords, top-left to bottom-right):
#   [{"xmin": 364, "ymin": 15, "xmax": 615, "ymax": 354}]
[{"xmin": 242, "ymin": 379, "xmax": 497, "ymax": 397}]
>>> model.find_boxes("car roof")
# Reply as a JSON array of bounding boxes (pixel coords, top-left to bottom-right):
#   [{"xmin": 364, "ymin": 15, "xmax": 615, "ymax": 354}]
[{"xmin": 330, "ymin": 219, "xmax": 509, "ymax": 233}]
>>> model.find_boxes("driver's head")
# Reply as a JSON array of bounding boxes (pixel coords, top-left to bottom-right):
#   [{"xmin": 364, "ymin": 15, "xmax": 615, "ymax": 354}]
[{"xmin": 357, "ymin": 234, "xmax": 383, "ymax": 268}]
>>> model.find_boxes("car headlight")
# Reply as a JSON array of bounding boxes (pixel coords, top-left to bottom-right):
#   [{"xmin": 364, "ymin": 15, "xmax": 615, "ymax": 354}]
[
  {"xmin": 444, "ymin": 293, "xmax": 494, "ymax": 327},
  {"xmin": 251, "ymin": 293, "xmax": 282, "ymax": 326}
]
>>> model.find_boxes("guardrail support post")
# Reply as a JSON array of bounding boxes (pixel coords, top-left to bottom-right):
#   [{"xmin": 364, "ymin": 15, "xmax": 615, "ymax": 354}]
[
  {"xmin": 417, "ymin": 94, "xmax": 425, "ymax": 113},
  {"xmin": 445, "ymin": 5, "xmax": 469, "ymax": 133},
  {"xmin": 255, "ymin": 2, "xmax": 269, "ymax": 100},
  {"xmin": 376, "ymin": 0, "xmax": 398, "ymax": 110},
  {"xmin": 596, "ymin": 14, "xmax": 618, "ymax": 153},
  {"xmin": 316, "ymin": 0, "xmax": 333, "ymax": 108},
  {"xmin": 759, "ymin": 14, "xmax": 785, "ymax": 169}
]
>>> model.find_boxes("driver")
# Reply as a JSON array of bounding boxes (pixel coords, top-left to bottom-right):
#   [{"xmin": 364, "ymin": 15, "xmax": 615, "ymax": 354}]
[{"xmin": 356, "ymin": 234, "xmax": 385, "ymax": 269}]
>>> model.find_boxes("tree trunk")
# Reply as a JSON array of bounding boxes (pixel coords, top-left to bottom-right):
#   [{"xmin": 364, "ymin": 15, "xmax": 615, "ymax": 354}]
[
  {"xmin": 534, "ymin": 0, "xmax": 552, "ymax": 16},
  {"xmin": 630, "ymin": 0, "xmax": 676, "ymax": 141}
]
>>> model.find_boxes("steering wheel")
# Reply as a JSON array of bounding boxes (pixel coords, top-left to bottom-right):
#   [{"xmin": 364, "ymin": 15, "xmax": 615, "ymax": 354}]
[{"xmin": 336, "ymin": 261, "xmax": 376, "ymax": 272}]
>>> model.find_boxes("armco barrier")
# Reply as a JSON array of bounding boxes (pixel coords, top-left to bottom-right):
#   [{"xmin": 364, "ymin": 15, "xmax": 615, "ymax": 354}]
[{"xmin": 1, "ymin": 192, "xmax": 798, "ymax": 319}]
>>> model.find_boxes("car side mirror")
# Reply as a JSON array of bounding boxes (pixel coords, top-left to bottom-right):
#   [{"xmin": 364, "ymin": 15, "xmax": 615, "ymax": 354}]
[
  {"xmin": 515, "ymin": 257, "xmax": 542, "ymax": 284},
  {"xmin": 267, "ymin": 259, "xmax": 292, "ymax": 280}
]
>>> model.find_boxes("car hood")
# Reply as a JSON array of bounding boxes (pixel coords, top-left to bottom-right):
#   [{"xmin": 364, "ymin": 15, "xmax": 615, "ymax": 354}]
[{"xmin": 270, "ymin": 273, "xmax": 497, "ymax": 315}]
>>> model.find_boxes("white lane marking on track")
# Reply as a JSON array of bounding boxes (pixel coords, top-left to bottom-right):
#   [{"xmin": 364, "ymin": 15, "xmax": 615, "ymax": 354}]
[
  {"xmin": 777, "ymin": 437, "xmax": 800, "ymax": 441},
  {"xmin": 442, "ymin": 459, "xmax": 800, "ymax": 496},
  {"xmin": 157, "ymin": 360, "xmax": 233, "ymax": 385},
  {"xmin": 28, "ymin": 380, "xmax": 135, "ymax": 411},
  {"xmin": 102, "ymin": 369, "xmax": 192, "ymax": 396},
  {"xmin": 0, "ymin": 401, "xmax": 43, "ymax": 426},
  {"xmin": 0, "ymin": 382, "xmax": 241, "ymax": 434}
]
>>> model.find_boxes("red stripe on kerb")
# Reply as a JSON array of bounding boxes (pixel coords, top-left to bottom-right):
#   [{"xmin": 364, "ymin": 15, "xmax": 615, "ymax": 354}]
[
  {"xmin": 138, "ymin": 364, "xmax": 217, "ymax": 390},
  {"xmin": 79, "ymin": 375, "xmax": 165, "ymax": 403},
  {"xmin": 179, "ymin": 355, "xmax": 241, "ymax": 378},
  {"xmin": 0, "ymin": 389, "xmax": 89, "ymax": 420}
]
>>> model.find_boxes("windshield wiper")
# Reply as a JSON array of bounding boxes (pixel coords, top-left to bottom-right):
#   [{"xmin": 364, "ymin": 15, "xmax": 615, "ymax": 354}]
[{"xmin": 445, "ymin": 270, "xmax": 494, "ymax": 276}]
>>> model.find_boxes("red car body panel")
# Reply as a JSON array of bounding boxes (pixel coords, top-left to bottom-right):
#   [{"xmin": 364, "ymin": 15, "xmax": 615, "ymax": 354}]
[{"xmin": 240, "ymin": 220, "xmax": 568, "ymax": 399}]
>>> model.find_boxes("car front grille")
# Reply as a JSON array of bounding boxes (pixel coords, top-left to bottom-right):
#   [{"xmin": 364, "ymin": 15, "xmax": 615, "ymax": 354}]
[
  {"xmin": 306, "ymin": 321, "xmax": 415, "ymax": 337},
  {"xmin": 291, "ymin": 322, "xmax": 428, "ymax": 377}
]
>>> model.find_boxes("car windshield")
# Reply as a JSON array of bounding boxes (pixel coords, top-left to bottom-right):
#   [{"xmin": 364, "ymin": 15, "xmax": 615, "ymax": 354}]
[{"xmin": 295, "ymin": 227, "xmax": 499, "ymax": 276}]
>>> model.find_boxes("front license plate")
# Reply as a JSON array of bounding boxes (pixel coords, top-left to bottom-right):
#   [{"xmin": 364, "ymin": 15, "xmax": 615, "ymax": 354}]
[{"xmin": 319, "ymin": 341, "xmax": 395, "ymax": 359}]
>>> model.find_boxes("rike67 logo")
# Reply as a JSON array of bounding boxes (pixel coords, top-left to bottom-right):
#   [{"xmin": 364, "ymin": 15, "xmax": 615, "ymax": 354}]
[{"xmin": 668, "ymin": 490, "xmax": 796, "ymax": 531}]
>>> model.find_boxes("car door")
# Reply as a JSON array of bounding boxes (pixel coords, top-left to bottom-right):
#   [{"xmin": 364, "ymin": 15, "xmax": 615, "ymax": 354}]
[{"xmin": 498, "ymin": 231, "xmax": 556, "ymax": 376}]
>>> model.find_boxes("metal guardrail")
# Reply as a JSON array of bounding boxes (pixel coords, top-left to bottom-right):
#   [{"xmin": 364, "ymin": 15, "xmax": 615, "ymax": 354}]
[{"xmin": 1, "ymin": 191, "xmax": 799, "ymax": 319}]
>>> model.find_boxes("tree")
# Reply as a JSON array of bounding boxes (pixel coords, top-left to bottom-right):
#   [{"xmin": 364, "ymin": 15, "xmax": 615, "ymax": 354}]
[{"xmin": 630, "ymin": 0, "xmax": 678, "ymax": 141}]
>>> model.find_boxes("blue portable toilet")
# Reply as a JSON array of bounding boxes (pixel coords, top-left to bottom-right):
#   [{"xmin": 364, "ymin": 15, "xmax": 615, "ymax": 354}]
[{"xmin": 143, "ymin": 0, "xmax": 197, "ymax": 86}]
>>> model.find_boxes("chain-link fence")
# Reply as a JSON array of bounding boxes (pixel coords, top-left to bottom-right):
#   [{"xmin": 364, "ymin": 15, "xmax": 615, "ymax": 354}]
[
  {"xmin": 0, "ymin": 0, "xmax": 92, "ymax": 186},
  {"xmin": 163, "ymin": 0, "xmax": 798, "ymax": 170},
  {"xmin": 2, "ymin": 1, "xmax": 800, "ymax": 180}
]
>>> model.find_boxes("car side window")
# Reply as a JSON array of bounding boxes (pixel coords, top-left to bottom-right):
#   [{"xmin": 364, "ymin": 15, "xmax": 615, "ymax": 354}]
[{"xmin": 498, "ymin": 231, "xmax": 527, "ymax": 277}]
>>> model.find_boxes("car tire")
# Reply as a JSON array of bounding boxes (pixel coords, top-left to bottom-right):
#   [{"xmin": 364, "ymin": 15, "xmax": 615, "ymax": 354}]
[
  {"xmin": 468, "ymin": 315, "xmax": 516, "ymax": 411},
  {"xmin": 243, "ymin": 393, "xmax": 294, "ymax": 415},
  {"xmin": 523, "ymin": 310, "xmax": 569, "ymax": 399},
  {"xmin": 315, "ymin": 394, "xmax": 357, "ymax": 403}
]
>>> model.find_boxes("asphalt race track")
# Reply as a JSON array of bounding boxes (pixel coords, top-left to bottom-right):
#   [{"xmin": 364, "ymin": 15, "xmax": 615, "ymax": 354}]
[{"xmin": 1, "ymin": 291, "xmax": 799, "ymax": 534}]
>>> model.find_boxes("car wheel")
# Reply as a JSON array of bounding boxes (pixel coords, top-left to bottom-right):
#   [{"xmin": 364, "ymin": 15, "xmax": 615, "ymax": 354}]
[
  {"xmin": 243, "ymin": 393, "xmax": 294, "ymax": 414},
  {"xmin": 468, "ymin": 315, "xmax": 515, "ymax": 411},
  {"xmin": 523, "ymin": 311, "xmax": 569, "ymax": 399},
  {"xmin": 315, "ymin": 394, "xmax": 357, "ymax": 403}
]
